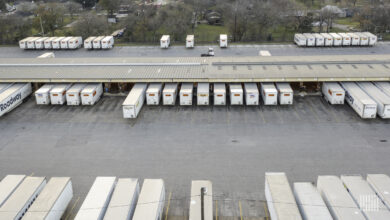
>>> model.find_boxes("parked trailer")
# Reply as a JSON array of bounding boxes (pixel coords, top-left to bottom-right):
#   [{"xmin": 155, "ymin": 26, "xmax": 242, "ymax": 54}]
[
  {"xmin": 68, "ymin": 36, "xmax": 83, "ymax": 49},
  {"xmin": 44, "ymin": 37, "xmax": 57, "ymax": 49},
  {"xmin": 19, "ymin": 37, "xmax": 35, "ymax": 49},
  {"xmin": 322, "ymin": 82, "xmax": 345, "ymax": 104},
  {"xmin": 329, "ymin": 33, "xmax": 342, "ymax": 46},
  {"xmin": 103, "ymin": 178, "xmax": 140, "ymax": 220},
  {"xmin": 260, "ymin": 83, "xmax": 278, "ymax": 105},
  {"xmin": 52, "ymin": 37, "xmax": 65, "ymax": 49},
  {"xmin": 229, "ymin": 83, "xmax": 243, "ymax": 105},
  {"xmin": 160, "ymin": 35, "xmax": 170, "ymax": 49},
  {"xmin": 84, "ymin": 36, "xmax": 97, "ymax": 49},
  {"xmin": 363, "ymin": 32, "xmax": 377, "ymax": 46},
  {"xmin": 214, "ymin": 83, "xmax": 226, "ymax": 105},
  {"xmin": 60, "ymin": 37, "xmax": 73, "ymax": 49},
  {"xmin": 0, "ymin": 83, "xmax": 13, "ymax": 93},
  {"xmin": 356, "ymin": 32, "xmax": 369, "ymax": 46},
  {"xmin": 123, "ymin": 83, "xmax": 147, "ymax": 118},
  {"xmin": 313, "ymin": 33, "xmax": 325, "ymax": 46},
  {"xmin": 66, "ymin": 84, "xmax": 87, "ymax": 106},
  {"xmin": 74, "ymin": 177, "xmax": 116, "ymax": 220},
  {"xmin": 265, "ymin": 172, "xmax": 302, "ymax": 220},
  {"xmin": 197, "ymin": 83, "xmax": 210, "ymax": 105},
  {"xmin": 146, "ymin": 83, "xmax": 163, "ymax": 105},
  {"xmin": 358, "ymin": 82, "xmax": 390, "ymax": 118},
  {"xmin": 50, "ymin": 84, "xmax": 72, "ymax": 105},
  {"xmin": 163, "ymin": 83, "xmax": 178, "ymax": 105},
  {"xmin": 220, "ymin": 34, "xmax": 228, "ymax": 48},
  {"xmin": 275, "ymin": 83, "xmax": 293, "ymax": 105},
  {"xmin": 0, "ymin": 83, "xmax": 32, "ymax": 117},
  {"xmin": 180, "ymin": 83, "xmax": 193, "ymax": 106},
  {"xmin": 101, "ymin": 36, "xmax": 114, "ymax": 49},
  {"xmin": 293, "ymin": 182, "xmax": 332, "ymax": 220},
  {"xmin": 303, "ymin": 33, "xmax": 315, "ymax": 46},
  {"xmin": 81, "ymin": 83, "xmax": 103, "ymax": 105},
  {"xmin": 0, "ymin": 175, "xmax": 26, "ymax": 207},
  {"xmin": 341, "ymin": 175, "xmax": 390, "ymax": 220},
  {"xmin": 374, "ymin": 82, "xmax": 390, "ymax": 97},
  {"xmin": 132, "ymin": 179, "xmax": 165, "ymax": 220},
  {"xmin": 340, "ymin": 82, "xmax": 377, "ymax": 118},
  {"xmin": 244, "ymin": 83, "xmax": 259, "ymax": 105},
  {"xmin": 316, "ymin": 175, "xmax": 365, "ymax": 220},
  {"xmin": 294, "ymin": 34, "xmax": 307, "ymax": 46},
  {"xmin": 338, "ymin": 33, "xmax": 351, "ymax": 46},
  {"xmin": 0, "ymin": 177, "xmax": 46, "ymax": 220},
  {"xmin": 35, "ymin": 37, "xmax": 48, "ymax": 49},
  {"xmin": 347, "ymin": 33, "xmax": 360, "ymax": 46},
  {"xmin": 367, "ymin": 174, "xmax": 390, "ymax": 210},
  {"xmin": 23, "ymin": 177, "xmax": 73, "ymax": 220},
  {"xmin": 27, "ymin": 37, "xmax": 41, "ymax": 49},
  {"xmin": 320, "ymin": 33, "xmax": 333, "ymax": 46},
  {"xmin": 35, "ymin": 84, "xmax": 55, "ymax": 105},
  {"xmin": 189, "ymin": 181, "xmax": 213, "ymax": 220},
  {"xmin": 186, "ymin": 35, "xmax": 194, "ymax": 48},
  {"xmin": 93, "ymin": 36, "xmax": 106, "ymax": 49}
]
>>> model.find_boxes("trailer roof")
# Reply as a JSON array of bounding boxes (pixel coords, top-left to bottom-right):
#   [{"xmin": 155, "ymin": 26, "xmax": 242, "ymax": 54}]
[
  {"xmin": 147, "ymin": 83, "xmax": 163, "ymax": 93},
  {"xmin": 161, "ymin": 35, "xmax": 170, "ymax": 40},
  {"xmin": 132, "ymin": 179, "xmax": 165, "ymax": 220},
  {"xmin": 50, "ymin": 84, "xmax": 72, "ymax": 93},
  {"xmin": 44, "ymin": 37, "xmax": 58, "ymax": 42},
  {"xmin": 320, "ymin": 33, "xmax": 332, "ymax": 38},
  {"xmin": 0, "ymin": 55, "xmax": 390, "ymax": 83},
  {"xmin": 0, "ymin": 177, "xmax": 46, "ymax": 219},
  {"xmin": 275, "ymin": 82, "xmax": 293, "ymax": 93},
  {"xmin": 0, "ymin": 83, "xmax": 27, "ymax": 101},
  {"xmin": 94, "ymin": 36, "xmax": 106, "ymax": 42},
  {"xmin": 23, "ymin": 177, "xmax": 71, "ymax": 220},
  {"xmin": 329, "ymin": 33, "xmax": 342, "ymax": 39},
  {"xmin": 358, "ymin": 82, "xmax": 390, "ymax": 105},
  {"xmin": 367, "ymin": 174, "xmax": 390, "ymax": 209},
  {"xmin": 340, "ymin": 82, "xmax": 377, "ymax": 105},
  {"xmin": 36, "ymin": 37, "xmax": 48, "ymax": 42},
  {"xmin": 186, "ymin": 35, "xmax": 194, "ymax": 41},
  {"xmin": 0, "ymin": 83, "xmax": 13, "ymax": 93},
  {"xmin": 197, "ymin": 83, "xmax": 209, "ymax": 93},
  {"xmin": 123, "ymin": 83, "xmax": 147, "ymax": 105},
  {"xmin": 67, "ymin": 83, "xmax": 87, "ymax": 93},
  {"xmin": 261, "ymin": 82, "xmax": 277, "ymax": 92},
  {"xmin": 180, "ymin": 83, "xmax": 193, "ymax": 93},
  {"xmin": 324, "ymin": 82, "xmax": 344, "ymax": 91},
  {"xmin": 229, "ymin": 83, "xmax": 243, "ymax": 92},
  {"xmin": 244, "ymin": 83, "xmax": 259, "ymax": 93},
  {"xmin": 85, "ymin": 36, "xmax": 97, "ymax": 42},
  {"xmin": 189, "ymin": 180, "xmax": 213, "ymax": 220},
  {"xmin": 214, "ymin": 83, "xmax": 226, "ymax": 92},
  {"xmin": 35, "ymin": 84, "xmax": 54, "ymax": 94},
  {"xmin": 0, "ymin": 175, "xmax": 26, "ymax": 207},
  {"xmin": 103, "ymin": 178, "xmax": 139, "ymax": 220},
  {"xmin": 53, "ymin": 37, "xmax": 65, "ymax": 42},
  {"xmin": 81, "ymin": 83, "xmax": 101, "ymax": 93},
  {"xmin": 163, "ymin": 83, "xmax": 178, "ymax": 92}
]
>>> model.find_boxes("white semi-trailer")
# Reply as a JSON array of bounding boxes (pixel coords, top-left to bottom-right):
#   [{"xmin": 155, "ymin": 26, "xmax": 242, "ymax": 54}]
[
  {"xmin": 303, "ymin": 33, "xmax": 315, "ymax": 46},
  {"xmin": 84, "ymin": 36, "xmax": 97, "ymax": 49},
  {"xmin": 374, "ymin": 82, "xmax": 390, "ymax": 97},
  {"xmin": 75, "ymin": 177, "xmax": 116, "ymax": 220},
  {"xmin": 229, "ymin": 83, "xmax": 243, "ymax": 105},
  {"xmin": 35, "ymin": 37, "xmax": 48, "ymax": 49},
  {"xmin": 180, "ymin": 83, "xmax": 193, "ymax": 106},
  {"xmin": 81, "ymin": 83, "xmax": 103, "ymax": 105},
  {"xmin": 244, "ymin": 83, "xmax": 259, "ymax": 105},
  {"xmin": 0, "ymin": 175, "xmax": 26, "ymax": 207},
  {"xmin": 320, "ymin": 33, "xmax": 333, "ymax": 46},
  {"xmin": 260, "ymin": 82, "xmax": 278, "ymax": 105},
  {"xmin": 0, "ymin": 83, "xmax": 32, "ymax": 117},
  {"xmin": 294, "ymin": 34, "xmax": 307, "ymax": 46},
  {"xmin": 340, "ymin": 82, "xmax": 377, "ymax": 118},
  {"xmin": 358, "ymin": 82, "xmax": 390, "ymax": 118},
  {"xmin": 68, "ymin": 36, "xmax": 83, "ymax": 49},
  {"xmin": 60, "ymin": 36, "xmax": 73, "ymax": 49},
  {"xmin": 93, "ymin": 36, "xmax": 106, "ymax": 49},
  {"xmin": 44, "ymin": 37, "xmax": 57, "ymax": 49},
  {"xmin": 214, "ymin": 83, "xmax": 226, "ymax": 105},
  {"xmin": 367, "ymin": 174, "xmax": 390, "ymax": 210},
  {"xmin": 0, "ymin": 83, "xmax": 13, "ymax": 93},
  {"xmin": 313, "ymin": 33, "xmax": 325, "ymax": 46},
  {"xmin": 347, "ymin": 33, "xmax": 360, "ymax": 46},
  {"xmin": 197, "ymin": 83, "xmax": 210, "ymax": 105},
  {"xmin": 356, "ymin": 32, "xmax": 369, "ymax": 46},
  {"xmin": 363, "ymin": 32, "xmax": 377, "ymax": 46},
  {"xmin": 132, "ymin": 179, "xmax": 165, "ymax": 220},
  {"xmin": 52, "ymin": 37, "xmax": 65, "ymax": 49},
  {"xmin": 341, "ymin": 175, "xmax": 390, "ymax": 220},
  {"xmin": 50, "ymin": 84, "xmax": 72, "ymax": 105},
  {"xmin": 123, "ymin": 83, "xmax": 147, "ymax": 118},
  {"xmin": 0, "ymin": 177, "xmax": 47, "ymax": 219},
  {"xmin": 160, "ymin": 35, "xmax": 170, "ymax": 49},
  {"xmin": 189, "ymin": 181, "xmax": 213, "ymax": 220},
  {"xmin": 275, "ymin": 82, "xmax": 293, "ymax": 105},
  {"xmin": 293, "ymin": 182, "xmax": 332, "ymax": 220},
  {"xmin": 19, "ymin": 37, "xmax": 35, "ymax": 49},
  {"xmin": 27, "ymin": 37, "xmax": 41, "ymax": 49},
  {"xmin": 66, "ymin": 84, "xmax": 87, "ymax": 106},
  {"xmin": 322, "ymin": 82, "xmax": 345, "ymax": 104},
  {"xmin": 146, "ymin": 83, "xmax": 163, "ymax": 105},
  {"xmin": 35, "ymin": 84, "xmax": 55, "ymax": 105},
  {"xmin": 338, "ymin": 33, "xmax": 351, "ymax": 46},
  {"xmin": 265, "ymin": 172, "xmax": 302, "ymax": 220},
  {"xmin": 329, "ymin": 33, "xmax": 342, "ymax": 46},
  {"xmin": 23, "ymin": 177, "xmax": 73, "ymax": 220},
  {"xmin": 103, "ymin": 178, "xmax": 140, "ymax": 220},
  {"xmin": 317, "ymin": 175, "xmax": 365, "ymax": 220},
  {"xmin": 220, "ymin": 34, "xmax": 228, "ymax": 48},
  {"xmin": 186, "ymin": 35, "xmax": 194, "ymax": 48},
  {"xmin": 163, "ymin": 83, "xmax": 178, "ymax": 105},
  {"xmin": 101, "ymin": 36, "xmax": 114, "ymax": 49}
]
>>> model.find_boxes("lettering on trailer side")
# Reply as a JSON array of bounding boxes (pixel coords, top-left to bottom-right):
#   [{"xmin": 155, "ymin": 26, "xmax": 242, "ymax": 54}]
[{"xmin": 0, "ymin": 93, "xmax": 22, "ymax": 112}]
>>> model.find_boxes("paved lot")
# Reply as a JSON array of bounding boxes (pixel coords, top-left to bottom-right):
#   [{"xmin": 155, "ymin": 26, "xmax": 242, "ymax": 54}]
[
  {"xmin": 0, "ymin": 95, "xmax": 389, "ymax": 219},
  {"xmin": 1, "ymin": 42, "xmax": 390, "ymax": 58}
]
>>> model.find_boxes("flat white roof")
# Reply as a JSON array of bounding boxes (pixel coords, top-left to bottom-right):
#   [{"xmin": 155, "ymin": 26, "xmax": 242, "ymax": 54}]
[
  {"xmin": 229, "ymin": 83, "xmax": 243, "ymax": 93},
  {"xmin": 0, "ymin": 83, "xmax": 27, "ymax": 101},
  {"xmin": 220, "ymin": 34, "xmax": 227, "ymax": 39},
  {"xmin": 132, "ymin": 179, "xmax": 165, "ymax": 220},
  {"xmin": 197, "ymin": 83, "xmax": 209, "ymax": 93},
  {"xmin": 180, "ymin": 83, "xmax": 193, "ymax": 93},
  {"xmin": 189, "ymin": 180, "xmax": 213, "ymax": 220},
  {"xmin": 214, "ymin": 83, "xmax": 226, "ymax": 93},
  {"xmin": 53, "ymin": 37, "xmax": 65, "ymax": 42},
  {"xmin": 163, "ymin": 83, "xmax": 178, "ymax": 93},
  {"xmin": 161, "ymin": 35, "xmax": 170, "ymax": 41},
  {"xmin": 123, "ymin": 83, "xmax": 147, "ymax": 105},
  {"xmin": 261, "ymin": 82, "xmax": 277, "ymax": 93},
  {"xmin": 81, "ymin": 83, "xmax": 101, "ymax": 93},
  {"xmin": 147, "ymin": 83, "xmax": 163, "ymax": 93},
  {"xmin": 367, "ymin": 174, "xmax": 390, "ymax": 209},
  {"xmin": 324, "ymin": 82, "xmax": 344, "ymax": 92},
  {"xmin": 35, "ymin": 84, "xmax": 54, "ymax": 94},
  {"xmin": 275, "ymin": 82, "xmax": 293, "ymax": 93},
  {"xmin": 0, "ymin": 175, "xmax": 26, "ymax": 207},
  {"xmin": 67, "ymin": 84, "xmax": 87, "ymax": 93},
  {"xmin": 340, "ymin": 82, "xmax": 376, "ymax": 105},
  {"xmin": 50, "ymin": 84, "xmax": 72, "ymax": 94},
  {"xmin": 244, "ymin": 83, "xmax": 259, "ymax": 93},
  {"xmin": 358, "ymin": 82, "xmax": 390, "ymax": 105},
  {"xmin": 186, "ymin": 35, "xmax": 194, "ymax": 41},
  {"xmin": 329, "ymin": 33, "xmax": 342, "ymax": 39},
  {"xmin": 93, "ymin": 36, "xmax": 106, "ymax": 42},
  {"xmin": 61, "ymin": 36, "xmax": 73, "ymax": 42},
  {"xmin": 85, "ymin": 36, "xmax": 97, "ymax": 42}
]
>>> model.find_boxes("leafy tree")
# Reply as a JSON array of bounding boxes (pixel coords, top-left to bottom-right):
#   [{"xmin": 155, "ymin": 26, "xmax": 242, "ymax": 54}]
[
  {"xmin": 33, "ymin": 3, "xmax": 66, "ymax": 36},
  {"xmin": 73, "ymin": 12, "xmax": 109, "ymax": 38},
  {"xmin": 75, "ymin": 0, "xmax": 96, "ymax": 8},
  {"xmin": 99, "ymin": 0, "xmax": 121, "ymax": 16},
  {"xmin": 65, "ymin": 1, "xmax": 82, "ymax": 18}
]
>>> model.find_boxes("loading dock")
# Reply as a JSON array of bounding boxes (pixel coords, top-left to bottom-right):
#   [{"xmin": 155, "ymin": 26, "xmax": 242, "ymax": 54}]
[
  {"xmin": 229, "ymin": 83, "xmax": 243, "ymax": 105},
  {"xmin": 213, "ymin": 83, "xmax": 226, "ymax": 105},
  {"xmin": 146, "ymin": 83, "xmax": 163, "ymax": 105},
  {"xmin": 163, "ymin": 83, "xmax": 178, "ymax": 105},
  {"xmin": 81, "ymin": 83, "xmax": 103, "ymax": 105},
  {"xmin": 275, "ymin": 82, "xmax": 293, "ymax": 105},
  {"xmin": 180, "ymin": 83, "xmax": 193, "ymax": 106},
  {"xmin": 260, "ymin": 83, "xmax": 278, "ymax": 105},
  {"xmin": 35, "ymin": 84, "xmax": 54, "ymax": 105},
  {"xmin": 66, "ymin": 84, "xmax": 87, "ymax": 106},
  {"xmin": 197, "ymin": 83, "xmax": 209, "ymax": 105}
]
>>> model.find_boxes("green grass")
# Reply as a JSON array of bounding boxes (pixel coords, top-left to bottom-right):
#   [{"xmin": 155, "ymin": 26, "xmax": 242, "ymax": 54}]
[
  {"xmin": 193, "ymin": 24, "xmax": 229, "ymax": 43},
  {"xmin": 335, "ymin": 18, "xmax": 360, "ymax": 28}
]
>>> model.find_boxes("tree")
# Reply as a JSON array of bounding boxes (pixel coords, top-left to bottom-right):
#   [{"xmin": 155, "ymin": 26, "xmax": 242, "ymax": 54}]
[
  {"xmin": 99, "ymin": 0, "xmax": 121, "ymax": 16},
  {"xmin": 73, "ymin": 12, "xmax": 109, "ymax": 38},
  {"xmin": 75, "ymin": 0, "xmax": 96, "ymax": 8},
  {"xmin": 0, "ymin": 0, "xmax": 6, "ymax": 12},
  {"xmin": 0, "ymin": 15, "xmax": 31, "ymax": 44},
  {"xmin": 33, "ymin": 3, "xmax": 66, "ymax": 36},
  {"xmin": 65, "ymin": 1, "xmax": 82, "ymax": 18}
]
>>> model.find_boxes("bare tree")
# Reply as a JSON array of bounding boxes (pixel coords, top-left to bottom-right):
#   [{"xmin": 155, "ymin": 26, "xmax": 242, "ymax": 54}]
[
  {"xmin": 73, "ymin": 12, "xmax": 109, "ymax": 38},
  {"xmin": 65, "ymin": 1, "xmax": 82, "ymax": 18}
]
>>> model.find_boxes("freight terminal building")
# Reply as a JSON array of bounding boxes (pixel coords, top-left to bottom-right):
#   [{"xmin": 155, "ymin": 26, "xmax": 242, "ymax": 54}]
[{"xmin": 0, "ymin": 55, "xmax": 390, "ymax": 83}]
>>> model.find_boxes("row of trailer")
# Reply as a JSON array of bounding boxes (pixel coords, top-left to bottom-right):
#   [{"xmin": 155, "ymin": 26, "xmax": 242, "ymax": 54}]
[
  {"xmin": 122, "ymin": 82, "xmax": 294, "ymax": 118},
  {"xmin": 322, "ymin": 82, "xmax": 390, "ymax": 119},
  {"xmin": 84, "ymin": 36, "xmax": 114, "ymax": 49},
  {"xmin": 35, "ymin": 83, "xmax": 103, "ymax": 106},
  {"xmin": 294, "ymin": 32, "xmax": 377, "ymax": 47},
  {"xmin": 0, "ymin": 175, "xmax": 73, "ymax": 220},
  {"xmin": 161, "ymin": 34, "xmax": 228, "ymax": 49},
  {"xmin": 19, "ymin": 36, "xmax": 83, "ymax": 50},
  {"xmin": 266, "ymin": 172, "xmax": 390, "ymax": 220}
]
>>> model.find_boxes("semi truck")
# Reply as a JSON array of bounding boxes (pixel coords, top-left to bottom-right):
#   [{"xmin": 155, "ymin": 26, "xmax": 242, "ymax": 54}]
[
  {"xmin": 340, "ymin": 82, "xmax": 377, "ymax": 118},
  {"xmin": 122, "ymin": 83, "xmax": 147, "ymax": 118},
  {"xmin": 0, "ymin": 83, "xmax": 32, "ymax": 117}
]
